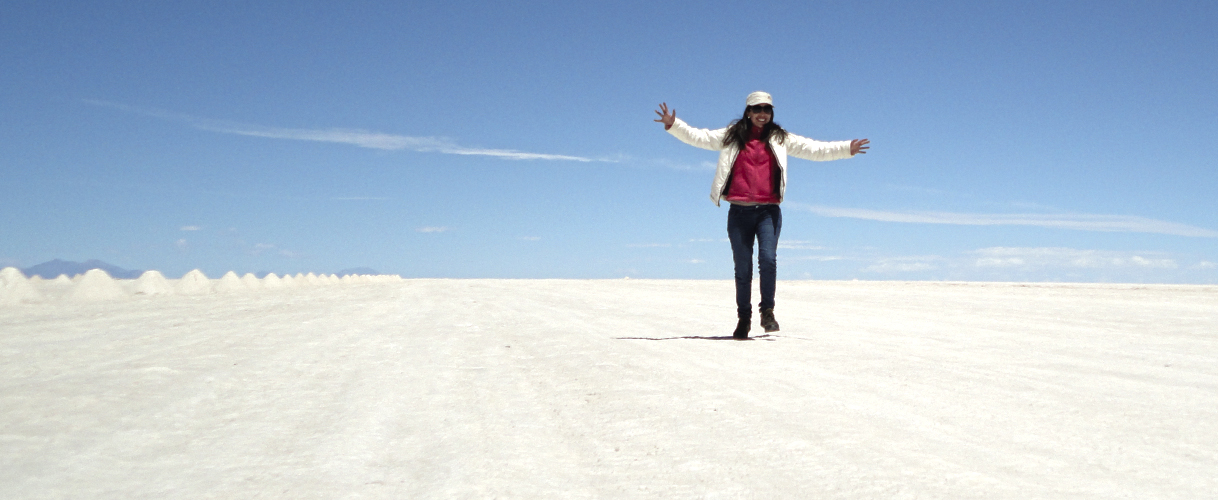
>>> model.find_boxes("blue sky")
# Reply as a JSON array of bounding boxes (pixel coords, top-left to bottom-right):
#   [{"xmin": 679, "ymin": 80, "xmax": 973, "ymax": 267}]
[{"xmin": 2, "ymin": 0, "xmax": 1216, "ymax": 282}]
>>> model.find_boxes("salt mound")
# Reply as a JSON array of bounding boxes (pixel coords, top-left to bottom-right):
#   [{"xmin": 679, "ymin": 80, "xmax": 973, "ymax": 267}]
[
  {"xmin": 1, "ymin": 267, "xmax": 26, "ymax": 282},
  {"xmin": 52, "ymin": 274, "xmax": 72, "ymax": 284},
  {"xmin": 133, "ymin": 270, "xmax": 174, "ymax": 296},
  {"xmin": 215, "ymin": 271, "xmax": 245, "ymax": 293},
  {"xmin": 304, "ymin": 272, "xmax": 321, "ymax": 286},
  {"xmin": 340, "ymin": 275, "xmax": 355, "ymax": 284},
  {"xmin": 240, "ymin": 273, "xmax": 262, "ymax": 289},
  {"xmin": 262, "ymin": 273, "xmax": 283, "ymax": 289},
  {"xmin": 68, "ymin": 269, "xmax": 127, "ymax": 302},
  {"xmin": 281, "ymin": 274, "xmax": 297, "ymax": 287},
  {"xmin": 1, "ymin": 267, "xmax": 43, "ymax": 305},
  {"xmin": 177, "ymin": 269, "xmax": 212, "ymax": 295}
]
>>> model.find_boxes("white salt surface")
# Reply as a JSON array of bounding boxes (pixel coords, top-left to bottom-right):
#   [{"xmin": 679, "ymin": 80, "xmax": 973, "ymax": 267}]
[{"xmin": 2, "ymin": 280, "xmax": 1216, "ymax": 498}]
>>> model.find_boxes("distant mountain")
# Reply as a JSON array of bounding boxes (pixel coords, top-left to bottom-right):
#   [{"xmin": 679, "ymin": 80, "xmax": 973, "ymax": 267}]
[
  {"xmin": 21, "ymin": 259, "xmax": 144, "ymax": 279},
  {"xmin": 337, "ymin": 267, "xmax": 379, "ymax": 276}
]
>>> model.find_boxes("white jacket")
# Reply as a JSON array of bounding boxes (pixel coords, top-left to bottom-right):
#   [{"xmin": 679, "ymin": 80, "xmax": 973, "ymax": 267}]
[{"xmin": 666, "ymin": 117, "xmax": 855, "ymax": 206}]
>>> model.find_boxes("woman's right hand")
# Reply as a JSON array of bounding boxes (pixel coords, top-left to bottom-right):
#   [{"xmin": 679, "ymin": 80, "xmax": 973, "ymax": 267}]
[{"xmin": 654, "ymin": 102, "xmax": 675, "ymax": 129}]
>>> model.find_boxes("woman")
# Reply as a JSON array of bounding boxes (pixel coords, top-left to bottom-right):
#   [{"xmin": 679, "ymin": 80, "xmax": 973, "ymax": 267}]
[{"xmin": 654, "ymin": 91, "xmax": 869, "ymax": 339}]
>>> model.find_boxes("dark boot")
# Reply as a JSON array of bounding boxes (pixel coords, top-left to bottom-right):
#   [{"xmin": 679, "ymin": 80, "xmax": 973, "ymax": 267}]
[
  {"xmin": 733, "ymin": 316, "xmax": 751, "ymax": 339},
  {"xmin": 760, "ymin": 308, "xmax": 780, "ymax": 333}
]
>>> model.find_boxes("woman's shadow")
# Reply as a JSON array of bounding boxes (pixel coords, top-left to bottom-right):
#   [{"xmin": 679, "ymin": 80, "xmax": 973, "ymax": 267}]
[{"xmin": 615, "ymin": 334, "xmax": 778, "ymax": 341}]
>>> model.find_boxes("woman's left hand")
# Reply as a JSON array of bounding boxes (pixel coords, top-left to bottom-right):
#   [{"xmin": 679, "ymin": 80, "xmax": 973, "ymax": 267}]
[{"xmin": 851, "ymin": 139, "xmax": 870, "ymax": 155}]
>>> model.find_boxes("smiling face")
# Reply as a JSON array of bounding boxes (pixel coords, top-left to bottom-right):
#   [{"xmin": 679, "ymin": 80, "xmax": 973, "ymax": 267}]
[{"xmin": 746, "ymin": 104, "xmax": 772, "ymax": 128}]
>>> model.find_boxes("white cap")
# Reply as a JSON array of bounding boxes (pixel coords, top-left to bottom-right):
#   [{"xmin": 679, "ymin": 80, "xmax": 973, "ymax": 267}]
[{"xmin": 745, "ymin": 91, "xmax": 773, "ymax": 107}]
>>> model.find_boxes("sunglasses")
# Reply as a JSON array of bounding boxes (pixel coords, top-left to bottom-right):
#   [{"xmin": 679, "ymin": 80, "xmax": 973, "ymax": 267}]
[{"xmin": 748, "ymin": 105, "xmax": 773, "ymax": 114}]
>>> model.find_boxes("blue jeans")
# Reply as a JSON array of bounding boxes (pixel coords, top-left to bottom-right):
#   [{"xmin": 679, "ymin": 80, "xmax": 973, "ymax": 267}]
[{"xmin": 727, "ymin": 204, "xmax": 782, "ymax": 318}]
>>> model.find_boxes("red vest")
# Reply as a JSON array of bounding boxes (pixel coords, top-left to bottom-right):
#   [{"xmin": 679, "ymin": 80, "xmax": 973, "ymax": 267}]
[{"xmin": 724, "ymin": 127, "xmax": 779, "ymax": 204}]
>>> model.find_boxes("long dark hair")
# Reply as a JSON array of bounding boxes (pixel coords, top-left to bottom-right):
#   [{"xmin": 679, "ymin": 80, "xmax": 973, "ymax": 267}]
[{"xmin": 721, "ymin": 106, "xmax": 788, "ymax": 150}]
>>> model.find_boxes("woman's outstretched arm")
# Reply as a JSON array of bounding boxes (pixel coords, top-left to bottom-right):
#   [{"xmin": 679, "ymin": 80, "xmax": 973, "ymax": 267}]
[{"xmin": 655, "ymin": 102, "xmax": 726, "ymax": 151}]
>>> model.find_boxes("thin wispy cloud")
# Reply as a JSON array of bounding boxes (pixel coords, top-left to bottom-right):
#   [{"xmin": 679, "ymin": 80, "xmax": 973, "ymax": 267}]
[
  {"xmin": 777, "ymin": 240, "xmax": 825, "ymax": 250},
  {"xmin": 180, "ymin": 225, "xmax": 201, "ymax": 231},
  {"xmin": 862, "ymin": 256, "xmax": 943, "ymax": 273},
  {"xmin": 331, "ymin": 197, "xmax": 391, "ymax": 201},
  {"xmin": 85, "ymin": 100, "xmax": 601, "ymax": 162},
  {"xmin": 790, "ymin": 255, "xmax": 844, "ymax": 261},
  {"xmin": 416, "ymin": 226, "xmax": 449, "ymax": 233},
  {"xmin": 794, "ymin": 204, "xmax": 1218, "ymax": 238}
]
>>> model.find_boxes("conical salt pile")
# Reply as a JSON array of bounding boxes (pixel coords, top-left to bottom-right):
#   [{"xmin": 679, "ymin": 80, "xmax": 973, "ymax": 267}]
[
  {"xmin": 1, "ymin": 267, "xmax": 43, "ymax": 305},
  {"xmin": 262, "ymin": 273, "xmax": 283, "ymax": 289},
  {"xmin": 304, "ymin": 272, "xmax": 321, "ymax": 286},
  {"xmin": 280, "ymin": 274, "xmax": 297, "ymax": 287},
  {"xmin": 52, "ymin": 274, "xmax": 72, "ymax": 284},
  {"xmin": 1, "ymin": 267, "xmax": 25, "ymax": 283},
  {"xmin": 133, "ymin": 270, "xmax": 174, "ymax": 296},
  {"xmin": 67, "ymin": 269, "xmax": 127, "ymax": 302},
  {"xmin": 177, "ymin": 269, "xmax": 212, "ymax": 295},
  {"xmin": 240, "ymin": 273, "xmax": 262, "ymax": 289},
  {"xmin": 215, "ymin": 271, "xmax": 245, "ymax": 293},
  {"xmin": 340, "ymin": 274, "xmax": 355, "ymax": 284}
]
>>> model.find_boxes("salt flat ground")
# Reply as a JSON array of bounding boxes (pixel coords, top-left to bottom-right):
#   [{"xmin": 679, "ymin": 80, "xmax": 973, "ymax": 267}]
[{"xmin": 2, "ymin": 280, "xmax": 1216, "ymax": 499}]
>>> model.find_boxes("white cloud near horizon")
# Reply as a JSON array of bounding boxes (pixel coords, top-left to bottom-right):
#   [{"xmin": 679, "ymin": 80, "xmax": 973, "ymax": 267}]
[
  {"xmin": 795, "ymin": 204, "xmax": 1218, "ymax": 238},
  {"xmin": 85, "ymin": 100, "xmax": 601, "ymax": 162},
  {"xmin": 848, "ymin": 247, "xmax": 1202, "ymax": 279},
  {"xmin": 971, "ymin": 247, "xmax": 1179, "ymax": 270},
  {"xmin": 180, "ymin": 226, "xmax": 201, "ymax": 231},
  {"xmin": 416, "ymin": 226, "xmax": 449, "ymax": 233}
]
